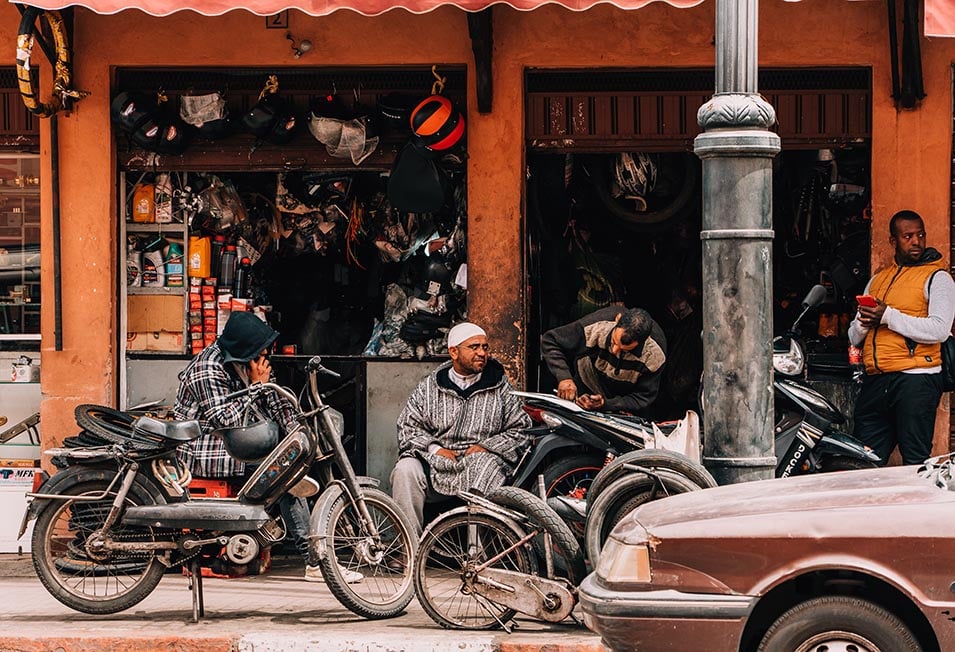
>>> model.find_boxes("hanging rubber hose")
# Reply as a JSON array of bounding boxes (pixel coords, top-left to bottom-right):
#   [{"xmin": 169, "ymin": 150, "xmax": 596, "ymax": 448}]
[{"xmin": 16, "ymin": 7, "xmax": 87, "ymax": 118}]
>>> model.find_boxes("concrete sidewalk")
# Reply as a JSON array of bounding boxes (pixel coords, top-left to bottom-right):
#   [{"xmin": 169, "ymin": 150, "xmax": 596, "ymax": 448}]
[{"xmin": 0, "ymin": 553, "xmax": 607, "ymax": 652}]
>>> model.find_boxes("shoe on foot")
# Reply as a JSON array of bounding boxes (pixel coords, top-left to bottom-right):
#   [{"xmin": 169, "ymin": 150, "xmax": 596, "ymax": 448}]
[{"xmin": 305, "ymin": 563, "xmax": 364, "ymax": 584}]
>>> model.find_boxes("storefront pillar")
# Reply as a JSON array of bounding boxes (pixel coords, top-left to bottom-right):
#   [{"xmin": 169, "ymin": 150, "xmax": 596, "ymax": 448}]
[{"xmin": 694, "ymin": 0, "xmax": 780, "ymax": 485}]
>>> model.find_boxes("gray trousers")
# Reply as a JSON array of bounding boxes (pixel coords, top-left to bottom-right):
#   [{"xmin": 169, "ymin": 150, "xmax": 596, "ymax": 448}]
[{"xmin": 390, "ymin": 456, "xmax": 447, "ymax": 535}]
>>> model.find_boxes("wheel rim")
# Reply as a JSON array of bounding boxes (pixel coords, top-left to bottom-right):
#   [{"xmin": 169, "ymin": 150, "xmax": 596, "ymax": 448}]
[
  {"xmin": 40, "ymin": 491, "xmax": 159, "ymax": 603},
  {"xmin": 415, "ymin": 514, "xmax": 533, "ymax": 629},
  {"xmin": 328, "ymin": 494, "xmax": 414, "ymax": 607},
  {"xmin": 547, "ymin": 465, "xmax": 602, "ymax": 498},
  {"xmin": 794, "ymin": 630, "xmax": 881, "ymax": 652}
]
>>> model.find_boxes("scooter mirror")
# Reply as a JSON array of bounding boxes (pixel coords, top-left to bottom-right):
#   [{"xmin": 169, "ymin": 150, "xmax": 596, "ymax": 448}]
[{"xmin": 802, "ymin": 284, "xmax": 827, "ymax": 310}]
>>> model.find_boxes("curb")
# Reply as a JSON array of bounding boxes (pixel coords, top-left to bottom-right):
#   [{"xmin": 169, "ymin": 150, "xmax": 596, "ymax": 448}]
[{"xmin": 0, "ymin": 634, "xmax": 608, "ymax": 652}]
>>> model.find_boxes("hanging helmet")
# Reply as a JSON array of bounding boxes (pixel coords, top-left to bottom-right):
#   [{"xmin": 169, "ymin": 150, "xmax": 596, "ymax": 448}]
[
  {"xmin": 613, "ymin": 152, "xmax": 657, "ymax": 199},
  {"xmin": 212, "ymin": 420, "xmax": 280, "ymax": 462},
  {"xmin": 241, "ymin": 92, "xmax": 298, "ymax": 145},
  {"xmin": 410, "ymin": 95, "xmax": 465, "ymax": 153}
]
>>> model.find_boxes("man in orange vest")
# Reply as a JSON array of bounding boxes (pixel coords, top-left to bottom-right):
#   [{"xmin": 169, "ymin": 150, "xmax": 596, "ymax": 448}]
[{"xmin": 849, "ymin": 210, "xmax": 955, "ymax": 465}]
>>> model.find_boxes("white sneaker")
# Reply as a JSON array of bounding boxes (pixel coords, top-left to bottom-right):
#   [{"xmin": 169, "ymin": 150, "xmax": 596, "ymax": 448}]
[{"xmin": 305, "ymin": 563, "xmax": 364, "ymax": 584}]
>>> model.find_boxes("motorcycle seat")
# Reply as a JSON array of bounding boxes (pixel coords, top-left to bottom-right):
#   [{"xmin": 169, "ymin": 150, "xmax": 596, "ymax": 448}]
[{"xmin": 133, "ymin": 416, "xmax": 202, "ymax": 444}]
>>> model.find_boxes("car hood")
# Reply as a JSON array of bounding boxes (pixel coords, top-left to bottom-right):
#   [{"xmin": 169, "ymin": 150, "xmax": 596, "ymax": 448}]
[{"xmin": 616, "ymin": 465, "xmax": 953, "ymax": 541}]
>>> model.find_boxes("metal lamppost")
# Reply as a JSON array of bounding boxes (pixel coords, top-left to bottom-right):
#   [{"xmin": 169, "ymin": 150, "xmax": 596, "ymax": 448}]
[{"xmin": 694, "ymin": 0, "xmax": 780, "ymax": 484}]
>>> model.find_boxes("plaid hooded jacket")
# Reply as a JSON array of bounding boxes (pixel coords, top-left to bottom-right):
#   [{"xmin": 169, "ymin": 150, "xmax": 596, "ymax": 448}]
[{"xmin": 174, "ymin": 342, "xmax": 297, "ymax": 478}]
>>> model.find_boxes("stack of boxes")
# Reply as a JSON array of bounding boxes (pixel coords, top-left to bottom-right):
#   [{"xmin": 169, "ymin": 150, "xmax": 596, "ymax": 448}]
[{"xmin": 188, "ymin": 278, "xmax": 219, "ymax": 356}]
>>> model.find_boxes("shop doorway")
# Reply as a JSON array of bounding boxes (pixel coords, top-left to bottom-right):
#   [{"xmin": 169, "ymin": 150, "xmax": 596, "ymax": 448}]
[{"xmin": 525, "ymin": 68, "xmax": 872, "ymax": 420}]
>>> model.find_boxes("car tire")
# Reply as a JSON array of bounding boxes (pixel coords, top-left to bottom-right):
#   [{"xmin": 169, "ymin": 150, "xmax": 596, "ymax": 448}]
[{"xmin": 758, "ymin": 595, "xmax": 920, "ymax": 652}]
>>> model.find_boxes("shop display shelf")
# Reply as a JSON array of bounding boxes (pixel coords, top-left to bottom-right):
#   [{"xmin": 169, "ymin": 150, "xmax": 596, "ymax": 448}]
[{"xmin": 127, "ymin": 286, "xmax": 186, "ymax": 295}]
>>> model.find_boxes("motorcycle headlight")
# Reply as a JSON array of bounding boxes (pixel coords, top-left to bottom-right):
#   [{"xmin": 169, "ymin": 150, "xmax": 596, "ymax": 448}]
[
  {"xmin": 596, "ymin": 538, "xmax": 651, "ymax": 584},
  {"xmin": 773, "ymin": 338, "xmax": 805, "ymax": 376}
]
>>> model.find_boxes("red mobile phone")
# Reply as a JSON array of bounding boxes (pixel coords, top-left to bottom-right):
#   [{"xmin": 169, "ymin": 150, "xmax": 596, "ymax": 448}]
[{"xmin": 856, "ymin": 295, "xmax": 877, "ymax": 308}]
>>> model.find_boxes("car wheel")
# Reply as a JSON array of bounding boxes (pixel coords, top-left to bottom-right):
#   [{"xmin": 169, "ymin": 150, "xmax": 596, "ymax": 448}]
[{"xmin": 758, "ymin": 596, "xmax": 920, "ymax": 652}]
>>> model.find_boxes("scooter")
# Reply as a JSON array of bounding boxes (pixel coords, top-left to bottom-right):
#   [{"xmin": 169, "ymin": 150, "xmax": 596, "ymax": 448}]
[
  {"xmin": 510, "ymin": 390, "xmax": 701, "ymax": 496},
  {"xmin": 771, "ymin": 284, "xmax": 881, "ymax": 475},
  {"xmin": 20, "ymin": 356, "xmax": 416, "ymax": 622}
]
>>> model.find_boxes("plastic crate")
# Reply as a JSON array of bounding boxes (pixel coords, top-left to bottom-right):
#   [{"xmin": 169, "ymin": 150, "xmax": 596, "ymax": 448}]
[{"xmin": 187, "ymin": 477, "xmax": 238, "ymax": 498}]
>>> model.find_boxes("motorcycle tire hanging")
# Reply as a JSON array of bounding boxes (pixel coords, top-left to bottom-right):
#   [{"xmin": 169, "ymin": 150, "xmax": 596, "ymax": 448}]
[
  {"xmin": 487, "ymin": 486, "xmax": 586, "ymax": 585},
  {"xmin": 585, "ymin": 468, "xmax": 702, "ymax": 566},
  {"xmin": 31, "ymin": 476, "xmax": 166, "ymax": 614},
  {"xmin": 311, "ymin": 486, "xmax": 417, "ymax": 620},
  {"xmin": 586, "ymin": 448, "xmax": 717, "ymax": 510}
]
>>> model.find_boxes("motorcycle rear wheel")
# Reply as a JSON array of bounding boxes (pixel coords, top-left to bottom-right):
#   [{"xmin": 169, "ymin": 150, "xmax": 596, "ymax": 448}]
[
  {"xmin": 31, "ymin": 480, "xmax": 166, "ymax": 614},
  {"xmin": 535, "ymin": 454, "xmax": 605, "ymax": 498},
  {"xmin": 414, "ymin": 511, "xmax": 536, "ymax": 629},
  {"xmin": 316, "ymin": 487, "xmax": 416, "ymax": 619}
]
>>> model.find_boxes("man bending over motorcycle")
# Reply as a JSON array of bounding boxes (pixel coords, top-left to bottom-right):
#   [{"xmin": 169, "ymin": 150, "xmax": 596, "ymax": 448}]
[
  {"xmin": 391, "ymin": 322, "xmax": 532, "ymax": 534},
  {"xmin": 541, "ymin": 306, "xmax": 667, "ymax": 414}
]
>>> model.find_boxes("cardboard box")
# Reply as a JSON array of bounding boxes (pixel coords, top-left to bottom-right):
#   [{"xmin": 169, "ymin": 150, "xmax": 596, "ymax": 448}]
[
  {"xmin": 126, "ymin": 331, "xmax": 184, "ymax": 352},
  {"xmin": 127, "ymin": 295, "xmax": 183, "ymax": 333}
]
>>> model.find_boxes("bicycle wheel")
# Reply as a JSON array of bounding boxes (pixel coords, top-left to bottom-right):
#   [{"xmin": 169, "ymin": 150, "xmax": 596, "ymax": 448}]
[
  {"xmin": 316, "ymin": 487, "xmax": 416, "ymax": 619},
  {"xmin": 487, "ymin": 486, "xmax": 586, "ymax": 585},
  {"xmin": 31, "ymin": 480, "xmax": 166, "ymax": 614},
  {"xmin": 414, "ymin": 511, "xmax": 537, "ymax": 629}
]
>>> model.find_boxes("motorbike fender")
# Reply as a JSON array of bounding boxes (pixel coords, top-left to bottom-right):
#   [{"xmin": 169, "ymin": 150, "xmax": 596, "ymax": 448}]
[
  {"xmin": 421, "ymin": 504, "xmax": 527, "ymax": 544},
  {"xmin": 19, "ymin": 465, "xmax": 166, "ymax": 539},
  {"xmin": 308, "ymin": 476, "xmax": 380, "ymax": 561},
  {"xmin": 816, "ymin": 430, "xmax": 880, "ymax": 463},
  {"xmin": 510, "ymin": 433, "xmax": 587, "ymax": 489}
]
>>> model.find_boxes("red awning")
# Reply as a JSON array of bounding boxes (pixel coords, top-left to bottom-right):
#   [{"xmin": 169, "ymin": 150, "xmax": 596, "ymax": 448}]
[
  {"xmin": 10, "ymin": 0, "xmax": 703, "ymax": 17},
  {"xmin": 925, "ymin": 0, "xmax": 955, "ymax": 37}
]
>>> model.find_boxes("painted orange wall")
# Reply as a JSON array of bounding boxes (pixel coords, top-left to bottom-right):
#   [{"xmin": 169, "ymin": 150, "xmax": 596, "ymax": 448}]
[{"xmin": 4, "ymin": 0, "xmax": 953, "ymax": 451}]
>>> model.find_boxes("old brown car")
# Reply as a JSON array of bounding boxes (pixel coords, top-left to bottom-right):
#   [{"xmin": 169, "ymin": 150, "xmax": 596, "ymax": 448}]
[{"xmin": 579, "ymin": 462, "xmax": 955, "ymax": 652}]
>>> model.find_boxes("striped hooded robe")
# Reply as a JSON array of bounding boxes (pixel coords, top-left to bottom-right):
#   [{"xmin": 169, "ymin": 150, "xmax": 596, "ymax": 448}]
[{"xmin": 396, "ymin": 358, "xmax": 532, "ymax": 497}]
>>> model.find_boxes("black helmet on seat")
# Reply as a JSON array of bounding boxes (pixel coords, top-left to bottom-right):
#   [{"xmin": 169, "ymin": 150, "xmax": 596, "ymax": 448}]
[{"xmin": 213, "ymin": 420, "xmax": 280, "ymax": 462}]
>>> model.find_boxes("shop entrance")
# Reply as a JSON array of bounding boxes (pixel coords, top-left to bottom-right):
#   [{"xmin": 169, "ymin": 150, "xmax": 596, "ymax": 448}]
[
  {"xmin": 115, "ymin": 67, "xmax": 468, "ymax": 480},
  {"xmin": 525, "ymin": 68, "xmax": 872, "ymax": 420}
]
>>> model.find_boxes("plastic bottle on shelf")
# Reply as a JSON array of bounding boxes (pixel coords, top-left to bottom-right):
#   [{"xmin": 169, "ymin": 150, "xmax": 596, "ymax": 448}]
[
  {"xmin": 210, "ymin": 234, "xmax": 226, "ymax": 280},
  {"xmin": 131, "ymin": 183, "xmax": 155, "ymax": 223},
  {"xmin": 188, "ymin": 235, "xmax": 211, "ymax": 278},
  {"xmin": 165, "ymin": 242, "xmax": 184, "ymax": 287},
  {"xmin": 154, "ymin": 174, "xmax": 174, "ymax": 223},
  {"xmin": 234, "ymin": 257, "xmax": 252, "ymax": 299},
  {"xmin": 219, "ymin": 245, "xmax": 237, "ymax": 290}
]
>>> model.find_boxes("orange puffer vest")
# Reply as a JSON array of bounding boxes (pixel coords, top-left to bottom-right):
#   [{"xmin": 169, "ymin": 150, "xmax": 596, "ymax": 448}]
[{"xmin": 862, "ymin": 259, "xmax": 947, "ymax": 374}]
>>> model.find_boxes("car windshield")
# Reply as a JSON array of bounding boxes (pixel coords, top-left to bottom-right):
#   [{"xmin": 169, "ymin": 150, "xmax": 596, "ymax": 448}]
[{"xmin": 918, "ymin": 454, "xmax": 955, "ymax": 490}]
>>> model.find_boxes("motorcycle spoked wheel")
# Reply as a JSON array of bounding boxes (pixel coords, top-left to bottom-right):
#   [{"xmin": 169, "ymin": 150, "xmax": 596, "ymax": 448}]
[
  {"xmin": 31, "ymin": 480, "xmax": 166, "ymax": 614},
  {"xmin": 585, "ymin": 469, "xmax": 702, "ymax": 566},
  {"xmin": 414, "ymin": 510, "xmax": 536, "ymax": 629},
  {"xmin": 586, "ymin": 448, "xmax": 716, "ymax": 510},
  {"xmin": 315, "ymin": 487, "xmax": 417, "ymax": 619},
  {"xmin": 534, "ymin": 454, "xmax": 605, "ymax": 498},
  {"xmin": 487, "ymin": 486, "xmax": 586, "ymax": 586}
]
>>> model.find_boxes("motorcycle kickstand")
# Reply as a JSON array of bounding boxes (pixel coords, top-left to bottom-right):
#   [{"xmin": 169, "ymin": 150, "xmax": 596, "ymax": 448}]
[{"xmin": 188, "ymin": 559, "xmax": 205, "ymax": 622}]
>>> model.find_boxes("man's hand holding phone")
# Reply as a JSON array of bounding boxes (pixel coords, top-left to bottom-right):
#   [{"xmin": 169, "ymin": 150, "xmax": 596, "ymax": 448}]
[
  {"xmin": 856, "ymin": 295, "xmax": 886, "ymax": 328},
  {"xmin": 248, "ymin": 352, "xmax": 271, "ymax": 383}
]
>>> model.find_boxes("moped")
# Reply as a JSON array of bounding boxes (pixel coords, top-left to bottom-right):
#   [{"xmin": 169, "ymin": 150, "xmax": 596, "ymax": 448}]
[{"xmin": 21, "ymin": 356, "xmax": 416, "ymax": 622}]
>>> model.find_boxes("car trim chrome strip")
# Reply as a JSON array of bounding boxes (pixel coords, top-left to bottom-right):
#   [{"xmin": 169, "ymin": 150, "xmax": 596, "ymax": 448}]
[{"xmin": 580, "ymin": 580, "xmax": 754, "ymax": 620}]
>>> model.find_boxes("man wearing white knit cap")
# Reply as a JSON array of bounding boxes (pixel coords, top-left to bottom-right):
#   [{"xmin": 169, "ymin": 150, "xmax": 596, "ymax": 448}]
[{"xmin": 391, "ymin": 322, "xmax": 532, "ymax": 534}]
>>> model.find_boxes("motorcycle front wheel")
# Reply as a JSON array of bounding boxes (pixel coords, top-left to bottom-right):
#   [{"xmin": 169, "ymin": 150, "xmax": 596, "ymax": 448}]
[
  {"xmin": 316, "ymin": 487, "xmax": 416, "ymax": 619},
  {"xmin": 31, "ymin": 480, "xmax": 166, "ymax": 614}
]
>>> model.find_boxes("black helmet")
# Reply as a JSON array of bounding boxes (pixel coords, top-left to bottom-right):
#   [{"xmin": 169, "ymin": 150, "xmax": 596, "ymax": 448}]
[{"xmin": 213, "ymin": 420, "xmax": 279, "ymax": 462}]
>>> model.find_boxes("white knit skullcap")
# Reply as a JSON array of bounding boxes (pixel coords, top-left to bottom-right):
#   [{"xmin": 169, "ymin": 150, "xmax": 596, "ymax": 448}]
[{"xmin": 447, "ymin": 322, "xmax": 487, "ymax": 348}]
